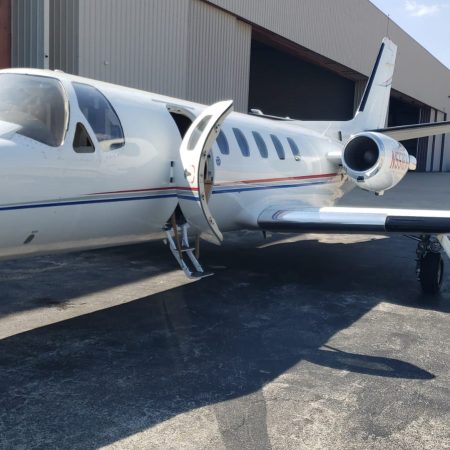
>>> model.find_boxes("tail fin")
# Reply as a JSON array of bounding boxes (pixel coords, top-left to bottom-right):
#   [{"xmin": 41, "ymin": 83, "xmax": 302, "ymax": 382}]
[{"xmin": 352, "ymin": 38, "xmax": 397, "ymax": 131}]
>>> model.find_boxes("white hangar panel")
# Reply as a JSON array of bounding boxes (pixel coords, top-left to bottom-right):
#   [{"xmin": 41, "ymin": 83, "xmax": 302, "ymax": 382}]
[
  {"xmin": 187, "ymin": 0, "xmax": 251, "ymax": 112},
  {"xmin": 11, "ymin": 0, "xmax": 46, "ymax": 68},
  {"xmin": 49, "ymin": 0, "xmax": 79, "ymax": 75},
  {"xmin": 78, "ymin": 0, "xmax": 190, "ymax": 99},
  {"xmin": 76, "ymin": 0, "xmax": 251, "ymax": 111}
]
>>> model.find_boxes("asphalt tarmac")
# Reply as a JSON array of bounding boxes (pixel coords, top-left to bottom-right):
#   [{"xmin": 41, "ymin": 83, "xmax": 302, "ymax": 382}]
[{"xmin": 1, "ymin": 173, "xmax": 450, "ymax": 449}]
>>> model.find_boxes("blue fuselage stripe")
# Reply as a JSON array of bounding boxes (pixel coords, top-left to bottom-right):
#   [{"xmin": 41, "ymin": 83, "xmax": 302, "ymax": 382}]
[
  {"xmin": 0, "ymin": 179, "xmax": 334, "ymax": 211},
  {"xmin": 0, "ymin": 194, "xmax": 177, "ymax": 212},
  {"xmin": 212, "ymin": 180, "xmax": 328, "ymax": 194}
]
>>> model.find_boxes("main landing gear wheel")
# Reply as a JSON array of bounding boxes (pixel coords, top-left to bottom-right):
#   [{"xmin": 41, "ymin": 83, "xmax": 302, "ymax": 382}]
[
  {"xmin": 414, "ymin": 235, "xmax": 445, "ymax": 295},
  {"xmin": 419, "ymin": 251, "xmax": 444, "ymax": 295}
]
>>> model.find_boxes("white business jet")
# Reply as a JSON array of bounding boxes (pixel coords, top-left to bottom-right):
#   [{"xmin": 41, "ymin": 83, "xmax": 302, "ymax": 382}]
[{"xmin": 1, "ymin": 38, "xmax": 450, "ymax": 294}]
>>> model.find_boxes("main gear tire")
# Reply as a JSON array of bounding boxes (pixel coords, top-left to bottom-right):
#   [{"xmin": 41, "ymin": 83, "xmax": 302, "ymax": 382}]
[{"xmin": 419, "ymin": 252, "xmax": 444, "ymax": 294}]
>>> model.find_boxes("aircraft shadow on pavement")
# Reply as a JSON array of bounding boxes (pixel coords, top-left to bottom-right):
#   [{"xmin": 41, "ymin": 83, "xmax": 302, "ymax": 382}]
[
  {"xmin": 308, "ymin": 345, "xmax": 434, "ymax": 380},
  {"xmin": 0, "ymin": 240, "xmax": 176, "ymax": 318},
  {"xmin": 0, "ymin": 234, "xmax": 440, "ymax": 449},
  {"xmin": 1, "ymin": 231, "xmax": 449, "ymax": 319}
]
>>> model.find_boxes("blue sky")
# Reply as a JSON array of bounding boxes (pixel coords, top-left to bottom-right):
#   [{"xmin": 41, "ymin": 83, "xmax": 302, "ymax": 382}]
[{"xmin": 370, "ymin": 0, "xmax": 450, "ymax": 69}]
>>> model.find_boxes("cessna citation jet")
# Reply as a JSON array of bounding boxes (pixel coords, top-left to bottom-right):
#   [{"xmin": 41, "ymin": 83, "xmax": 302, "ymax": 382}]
[{"xmin": 1, "ymin": 38, "xmax": 450, "ymax": 294}]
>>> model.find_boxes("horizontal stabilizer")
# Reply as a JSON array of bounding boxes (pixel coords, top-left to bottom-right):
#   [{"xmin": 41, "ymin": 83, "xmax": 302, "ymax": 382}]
[
  {"xmin": 372, "ymin": 120, "xmax": 450, "ymax": 141},
  {"xmin": 258, "ymin": 206, "xmax": 450, "ymax": 234}
]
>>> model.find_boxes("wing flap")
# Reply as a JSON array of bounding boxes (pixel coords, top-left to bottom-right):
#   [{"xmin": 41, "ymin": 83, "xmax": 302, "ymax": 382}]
[
  {"xmin": 373, "ymin": 121, "xmax": 450, "ymax": 141},
  {"xmin": 258, "ymin": 206, "xmax": 450, "ymax": 234}
]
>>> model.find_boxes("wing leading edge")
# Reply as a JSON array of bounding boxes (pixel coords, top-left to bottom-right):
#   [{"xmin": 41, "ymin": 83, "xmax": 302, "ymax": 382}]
[{"xmin": 258, "ymin": 206, "xmax": 450, "ymax": 234}]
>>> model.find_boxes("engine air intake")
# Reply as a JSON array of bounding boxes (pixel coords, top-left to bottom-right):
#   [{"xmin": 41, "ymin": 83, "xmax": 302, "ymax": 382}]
[
  {"xmin": 342, "ymin": 132, "xmax": 413, "ymax": 194},
  {"xmin": 343, "ymin": 135, "xmax": 379, "ymax": 172}
]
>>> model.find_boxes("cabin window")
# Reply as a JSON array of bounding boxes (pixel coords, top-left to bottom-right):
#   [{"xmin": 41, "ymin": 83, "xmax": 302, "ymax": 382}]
[
  {"xmin": 271, "ymin": 134, "xmax": 285, "ymax": 160},
  {"xmin": 287, "ymin": 137, "xmax": 301, "ymax": 157},
  {"xmin": 233, "ymin": 128, "xmax": 250, "ymax": 157},
  {"xmin": 0, "ymin": 73, "xmax": 68, "ymax": 147},
  {"xmin": 73, "ymin": 123, "xmax": 95, "ymax": 153},
  {"xmin": 216, "ymin": 130, "xmax": 229, "ymax": 155},
  {"xmin": 72, "ymin": 82, "xmax": 125, "ymax": 151},
  {"xmin": 252, "ymin": 131, "xmax": 268, "ymax": 158}
]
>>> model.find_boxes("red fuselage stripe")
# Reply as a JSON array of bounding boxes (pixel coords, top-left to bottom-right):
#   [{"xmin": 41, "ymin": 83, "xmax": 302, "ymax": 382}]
[
  {"xmin": 215, "ymin": 173, "xmax": 338, "ymax": 186},
  {"xmin": 88, "ymin": 173, "xmax": 339, "ymax": 196}
]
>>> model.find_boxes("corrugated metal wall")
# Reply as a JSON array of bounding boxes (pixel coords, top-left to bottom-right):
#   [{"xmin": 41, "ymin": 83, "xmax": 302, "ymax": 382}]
[
  {"xmin": 11, "ymin": 0, "xmax": 46, "ymax": 68},
  {"xmin": 417, "ymin": 108, "xmax": 431, "ymax": 171},
  {"xmin": 426, "ymin": 109, "xmax": 437, "ymax": 172},
  {"xmin": 77, "ymin": 0, "xmax": 250, "ymax": 111},
  {"xmin": 10, "ymin": 0, "xmax": 450, "ymax": 113},
  {"xmin": 432, "ymin": 111, "xmax": 444, "ymax": 172},
  {"xmin": 9, "ymin": 0, "xmax": 450, "ymax": 169},
  {"xmin": 187, "ymin": 0, "xmax": 250, "ymax": 112},
  {"xmin": 78, "ymin": 0, "xmax": 190, "ymax": 99},
  {"xmin": 426, "ymin": 109, "xmax": 446, "ymax": 172},
  {"xmin": 12, "ymin": 0, "xmax": 450, "ymax": 114},
  {"xmin": 443, "ymin": 115, "xmax": 450, "ymax": 171},
  {"xmin": 49, "ymin": 0, "xmax": 79, "ymax": 73}
]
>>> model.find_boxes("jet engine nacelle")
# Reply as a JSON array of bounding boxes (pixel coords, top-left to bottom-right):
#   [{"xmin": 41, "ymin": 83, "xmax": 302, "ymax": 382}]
[{"xmin": 342, "ymin": 132, "xmax": 416, "ymax": 194}]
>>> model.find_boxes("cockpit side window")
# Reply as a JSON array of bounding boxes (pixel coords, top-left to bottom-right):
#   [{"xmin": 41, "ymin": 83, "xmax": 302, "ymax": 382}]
[
  {"xmin": 72, "ymin": 82, "xmax": 125, "ymax": 151},
  {"xmin": 0, "ymin": 74, "xmax": 68, "ymax": 147},
  {"xmin": 73, "ymin": 123, "xmax": 95, "ymax": 153}
]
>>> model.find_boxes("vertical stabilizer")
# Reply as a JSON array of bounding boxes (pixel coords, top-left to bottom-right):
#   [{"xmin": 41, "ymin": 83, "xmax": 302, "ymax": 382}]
[{"xmin": 352, "ymin": 38, "xmax": 397, "ymax": 131}]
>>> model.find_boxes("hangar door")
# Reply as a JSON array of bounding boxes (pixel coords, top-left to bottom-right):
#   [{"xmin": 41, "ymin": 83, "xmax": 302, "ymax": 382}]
[
  {"xmin": 388, "ymin": 96, "xmax": 422, "ymax": 159},
  {"xmin": 249, "ymin": 35, "xmax": 355, "ymax": 121}
]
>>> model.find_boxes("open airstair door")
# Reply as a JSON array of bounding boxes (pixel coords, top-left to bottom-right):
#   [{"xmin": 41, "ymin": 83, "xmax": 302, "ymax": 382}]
[{"xmin": 178, "ymin": 100, "xmax": 233, "ymax": 244}]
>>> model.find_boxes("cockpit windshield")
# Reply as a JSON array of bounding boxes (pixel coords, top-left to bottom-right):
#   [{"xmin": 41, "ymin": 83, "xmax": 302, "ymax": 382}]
[{"xmin": 0, "ymin": 74, "xmax": 68, "ymax": 147}]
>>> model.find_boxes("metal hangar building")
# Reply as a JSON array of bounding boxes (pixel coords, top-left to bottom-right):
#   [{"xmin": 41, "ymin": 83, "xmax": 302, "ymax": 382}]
[{"xmin": 3, "ymin": 0, "xmax": 450, "ymax": 171}]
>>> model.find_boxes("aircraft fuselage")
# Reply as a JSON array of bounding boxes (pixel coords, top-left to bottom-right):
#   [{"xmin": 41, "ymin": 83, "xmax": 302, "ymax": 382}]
[{"xmin": 0, "ymin": 68, "xmax": 347, "ymax": 259}]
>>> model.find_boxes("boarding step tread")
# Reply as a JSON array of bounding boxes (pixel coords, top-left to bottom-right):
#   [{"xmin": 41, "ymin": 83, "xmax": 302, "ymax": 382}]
[
  {"xmin": 190, "ymin": 271, "xmax": 214, "ymax": 279},
  {"xmin": 179, "ymin": 247, "xmax": 195, "ymax": 253},
  {"xmin": 165, "ymin": 222, "xmax": 210, "ymax": 279}
]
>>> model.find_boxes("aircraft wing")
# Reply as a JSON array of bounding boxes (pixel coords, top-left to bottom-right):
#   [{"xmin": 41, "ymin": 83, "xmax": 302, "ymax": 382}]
[
  {"xmin": 258, "ymin": 206, "xmax": 450, "ymax": 234},
  {"xmin": 372, "ymin": 121, "xmax": 450, "ymax": 141}
]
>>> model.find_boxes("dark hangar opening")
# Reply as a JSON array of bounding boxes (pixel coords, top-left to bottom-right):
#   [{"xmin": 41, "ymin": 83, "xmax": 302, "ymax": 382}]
[
  {"xmin": 249, "ymin": 34, "xmax": 355, "ymax": 121},
  {"xmin": 388, "ymin": 96, "xmax": 421, "ymax": 157},
  {"xmin": 387, "ymin": 93, "xmax": 432, "ymax": 172},
  {"xmin": 248, "ymin": 28, "xmax": 434, "ymax": 172}
]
